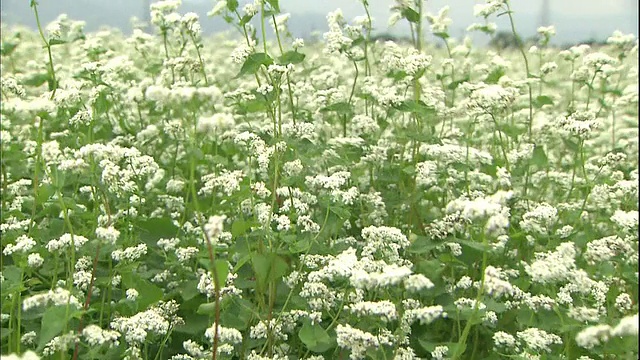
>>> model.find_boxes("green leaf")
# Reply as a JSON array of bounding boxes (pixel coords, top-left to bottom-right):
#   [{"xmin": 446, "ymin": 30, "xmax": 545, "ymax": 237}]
[
  {"xmin": 137, "ymin": 217, "xmax": 180, "ymax": 244},
  {"xmin": 447, "ymin": 76, "xmax": 469, "ymax": 90},
  {"xmin": 266, "ymin": 0, "xmax": 280, "ymax": 12},
  {"xmin": 278, "ymin": 51, "xmax": 306, "ymax": 65},
  {"xmin": 393, "ymin": 100, "xmax": 436, "ymax": 117},
  {"xmin": 434, "ymin": 32, "xmax": 449, "ymax": 39},
  {"xmin": 298, "ymin": 321, "xmax": 333, "ymax": 352},
  {"xmin": 251, "ymin": 253, "xmax": 270, "ymax": 289},
  {"xmin": 121, "ymin": 273, "xmax": 164, "ymax": 309},
  {"xmin": 177, "ymin": 280, "xmax": 200, "ymax": 301},
  {"xmin": 214, "ymin": 260, "xmax": 229, "ymax": 288},
  {"xmin": 220, "ymin": 298, "xmax": 255, "ymax": 330},
  {"xmin": 38, "ymin": 305, "xmax": 81, "ymax": 350},
  {"xmin": 226, "ymin": 0, "xmax": 239, "ymax": 12},
  {"xmin": 401, "ymin": 8, "xmax": 420, "ymax": 23},
  {"xmin": 0, "ymin": 42, "xmax": 18, "ymax": 56},
  {"xmin": 23, "ymin": 73, "xmax": 50, "ymax": 87},
  {"xmin": 237, "ymin": 53, "xmax": 273, "ymax": 77},
  {"xmin": 485, "ymin": 68, "xmax": 505, "ymax": 84},
  {"xmin": 562, "ymin": 138, "xmax": 579, "ymax": 152},
  {"xmin": 239, "ymin": 14, "xmax": 253, "ymax": 27},
  {"xmin": 329, "ymin": 206, "xmax": 351, "ymax": 220},
  {"xmin": 534, "ymin": 95, "xmax": 554, "ymax": 108},
  {"xmin": 531, "ymin": 144, "xmax": 548, "ymax": 168},
  {"xmin": 320, "ymin": 102, "xmax": 354, "ymax": 115},
  {"xmin": 47, "ymin": 38, "xmax": 67, "ymax": 46},
  {"xmin": 406, "ymin": 236, "xmax": 438, "ymax": 254},
  {"xmin": 197, "ymin": 302, "xmax": 217, "ymax": 316},
  {"xmin": 455, "ymin": 238, "xmax": 491, "ymax": 252},
  {"xmin": 231, "ymin": 219, "xmax": 249, "ymax": 237},
  {"xmin": 251, "ymin": 253, "xmax": 289, "ymax": 289}
]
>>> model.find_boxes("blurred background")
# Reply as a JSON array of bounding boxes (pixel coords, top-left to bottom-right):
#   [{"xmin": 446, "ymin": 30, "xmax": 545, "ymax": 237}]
[{"xmin": 2, "ymin": 0, "xmax": 638, "ymax": 47}]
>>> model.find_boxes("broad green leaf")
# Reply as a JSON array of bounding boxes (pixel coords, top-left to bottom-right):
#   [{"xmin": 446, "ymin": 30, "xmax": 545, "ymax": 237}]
[
  {"xmin": 266, "ymin": 0, "xmax": 280, "ymax": 12},
  {"xmin": 531, "ymin": 144, "xmax": 549, "ymax": 168},
  {"xmin": 197, "ymin": 302, "xmax": 217, "ymax": 316},
  {"xmin": 534, "ymin": 95, "xmax": 554, "ymax": 108},
  {"xmin": 237, "ymin": 53, "xmax": 273, "ymax": 77},
  {"xmin": 214, "ymin": 259, "xmax": 229, "ymax": 288},
  {"xmin": 320, "ymin": 102, "xmax": 354, "ymax": 114},
  {"xmin": 447, "ymin": 76, "xmax": 469, "ymax": 90},
  {"xmin": 239, "ymin": 14, "xmax": 253, "ymax": 27},
  {"xmin": 278, "ymin": 50, "xmax": 305, "ymax": 65},
  {"xmin": 226, "ymin": 0, "xmax": 239, "ymax": 12},
  {"xmin": 434, "ymin": 32, "xmax": 449, "ymax": 40},
  {"xmin": 329, "ymin": 206, "xmax": 351, "ymax": 220},
  {"xmin": 231, "ymin": 219, "xmax": 249, "ymax": 237},
  {"xmin": 121, "ymin": 273, "xmax": 164, "ymax": 309},
  {"xmin": 220, "ymin": 298, "xmax": 255, "ymax": 330},
  {"xmin": 455, "ymin": 238, "xmax": 492, "ymax": 252},
  {"xmin": 401, "ymin": 8, "xmax": 420, "ymax": 23},
  {"xmin": 251, "ymin": 253, "xmax": 270, "ymax": 289},
  {"xmin": 48, "ymin": 38, "xmax": 67, "ymax": 46},
  {"xmin": 138, "ymin": 217, "xmax": 180, "ymax": 243},
  {"xmin": 393, "ymin": 100, "xmax": 436, "ymax": 117},
  {"xmin": 177, "ymin": 280, "xmax": 200, "ymax": 301},
  {"xmin": 562, "ymin": 138, "xmax": 579, "ymax": 152},
  {"xmin": 485, "ymin": 68, "xmax": 505, "ymax": 84},
  {"xmin": 23, "ymin": 73, "xmax": 50, "ymax": 87},
  {"xmin": 406, "ymin": 236, "xmax": 438, "ymax": 254},
  {"xmin": 0, "ymin": 42, "xmax": 18, "ymax": 56},
  {"xmin": 298, "ymin": 321, "xmax": 333, "ymax": 352},
  {"xmin": 251, "ymin": 253, "xmax": 289, "ymax": 289},
  {"xmin": 38, "ymin": 305, "xmax": 81, "ymax": 350}
]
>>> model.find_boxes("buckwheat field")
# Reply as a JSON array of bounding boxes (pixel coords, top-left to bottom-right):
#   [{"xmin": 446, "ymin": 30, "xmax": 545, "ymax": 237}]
[{"xmin": 1, "ymin": 0, "xmax": 638, "ymax": 359}]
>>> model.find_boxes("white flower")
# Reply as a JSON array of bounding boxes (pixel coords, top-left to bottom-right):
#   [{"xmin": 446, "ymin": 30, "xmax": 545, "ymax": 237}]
[
  {"xmin": 404, "ymin": 274, "xmax": 434, "ymax": 292},
  {"xmin": 204, "ymin": 215, "xmax": 226, "ymax": 241},
  {"xmin": 348, "ymin": 300, "xmax": 397, "ymax": 322},
  {"xmin": 611, "ymin": 313, "xmax": 639, "ymax": 337},
  {"xmin": 126, "ymin": 289, "xmax": 139, "ymax": 301},
  {"xmin": 575, "ymin": 324, "xmax": 611, "ymax": 349},
  {"xmin": 3, "ymin": 235, "xmax": 36, "ymax": 256}
]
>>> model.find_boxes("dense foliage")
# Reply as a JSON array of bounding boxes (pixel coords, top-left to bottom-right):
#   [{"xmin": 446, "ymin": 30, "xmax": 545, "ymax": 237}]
[{"xmin": 1, "ymin": 1, "xmax": 638, "ymax": 359}]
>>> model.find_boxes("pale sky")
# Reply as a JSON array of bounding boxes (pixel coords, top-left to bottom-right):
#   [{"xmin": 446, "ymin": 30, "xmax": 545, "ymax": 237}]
[
  {"xmin": 2, "ymin": 0, "xmax": 638, "ymax": 45},
  {"xmin": 278, "ymin": 0, "xmax": 639, "ymax": 44}
]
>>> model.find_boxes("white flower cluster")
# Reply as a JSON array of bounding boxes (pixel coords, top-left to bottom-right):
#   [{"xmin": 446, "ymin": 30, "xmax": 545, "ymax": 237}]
[
  {"xmin": 402, "ymin": 305, "xmax": 447, "ymax": 328},
  {"xmin": 323, "ymin": 9, "xmax": 353, "ymax": 55},
  {"xmin": 420, "ymin": 143, "xmax": 493, "ymax": 165},
  {"xmin": 380, "ymin": 41, "xmax": 432, "ymax": 78},
  {"xmin": 204, "ymin": 324, "xmax": 243, "ymax": 345},
  {"xmin": 199, "ymin": 169, "xmax": 245, "ymax": 197},
  {"xmin": 519, "ymin": 203, "xmax": 558, "ymax": 236},
  {"xmin": 360, "ymin": 225, "xmax": 410, "ymax": 263},
  {"xmin": 556, "ymin": 110, "xmax": 600, "ymax": 139},
  {"xmin": 111, "ymin": 301, "xmax": 180, "ymax": 344},
  {"xmin": 82, "ymin": 324, "xmax": 121, "ymax": 347},
  {"xmin": 45, "ymin": 233, "xmax": 89, "ymax": 253},
  {"xmin": 347, "ymin": 300, "xmax": 398, "ymax": 322},
  {"xmin": 583, "ymin": 235, "xmax": 636, "ymax": 265},
  {"xmin": 336, "ymin": 324, "xmax": 391, "ymax": 360},
  {"xmin": 574, "ymin": 314, "xmax": 639, "ymax": 349},
  {"xmin": 516, "ymin": 327, "xmax": 562, "ymax": 353},
  {"xmin": 3, "ymin": 234, "xmax": 36, "ymax": 256},
  {"xmin": 461, "ymin": 82, "xmax": 519, "ymax": 115},
  {"xmin": 523, "ymin": 242, "xmax": 576, "ymax": 284},
  {"xmin": 22, "ymin": 287, "xmax": 82, "ymax": 311},
  {"xmin": 112, "ymin": 244, "xmax": 148, "ymax": 263},
  {"xmin": 483, "ymin": 266, "xmax": 518, "ymax": 298}
]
